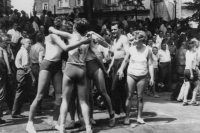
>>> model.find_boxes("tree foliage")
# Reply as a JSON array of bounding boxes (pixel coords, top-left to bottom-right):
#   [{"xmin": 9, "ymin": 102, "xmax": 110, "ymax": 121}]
[{"xmin": 184, "ymin": 0, "xmax": 200, "ymax": 22}]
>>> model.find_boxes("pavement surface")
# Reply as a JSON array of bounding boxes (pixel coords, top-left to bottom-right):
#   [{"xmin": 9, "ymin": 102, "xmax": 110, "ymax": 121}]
[{"xmin": 1, "ymin": 92, "xmax": 200, "ymax": 133}]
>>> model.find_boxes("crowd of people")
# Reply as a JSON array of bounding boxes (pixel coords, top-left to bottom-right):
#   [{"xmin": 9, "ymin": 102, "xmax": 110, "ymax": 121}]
[{"xmin": 0, "ymin": 8, "xmax": 200, "ymax": 133}]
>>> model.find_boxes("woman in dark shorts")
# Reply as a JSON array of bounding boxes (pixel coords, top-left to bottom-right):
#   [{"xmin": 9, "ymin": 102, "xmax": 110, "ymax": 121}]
[
  {"xmin": 26, "ymin": 23, "xmax": 91, "ymax": 133},
  {"xmin": 49, "ymin": 18, "xmax": 94, "ymax": 133},
  {"xmin": 118, "ymin": 31, "xmax": 154, "ymax": 126},
  {"xmin": 85, "ymin": 32, "xmax": 115, "ymax": 127},
  {"xmin": 182, "ymin": 39, "xmax": 199, "ymax": 106}
]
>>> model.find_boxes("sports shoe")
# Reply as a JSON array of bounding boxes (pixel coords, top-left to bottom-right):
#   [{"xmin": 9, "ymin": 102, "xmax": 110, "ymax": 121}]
[
  {"xmin": 137, "ymin": 119, "xmax": 145, "ymax": 124},
  {"xmin": 87, "ymin": 129, "xmax": 93, "ymax": 133},
  {"xmin": 124, "ymin": 118, "xmax": 130, "ymax": 125},
  {"xmin": 65, "ymin": 120, "xmax": 75, "ymax": 129},
  {"xmin": 190, "ymin": 101, "xmax": 200, "ymax": 106},
  {"xmin": 109, "ymin": 114, "xmax": 115, "ymax": 127},
  {"xmin": 26, "ymin": 124, "xmax": 36, "ymax": 133},
  {"xmin": 183, "ymin": 102, "xmax": 189, "ymax": 106},
  {"xmin": 153, "ymin": 94, "xmax": 160, "ymax": 98},
  {"xmin": 90, "ymin": 119, "xmax": 96, "ymax": 125}
]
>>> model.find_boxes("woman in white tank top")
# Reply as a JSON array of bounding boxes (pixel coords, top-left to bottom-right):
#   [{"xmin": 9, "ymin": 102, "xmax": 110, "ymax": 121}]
[{"xmin": 118, "ymin": 31, "xmax": 154, "ymax": 126}]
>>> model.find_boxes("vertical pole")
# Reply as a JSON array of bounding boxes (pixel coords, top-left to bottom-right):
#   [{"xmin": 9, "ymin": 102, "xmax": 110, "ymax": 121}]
[
  {"xmin": 154, "ymin": 0, "xmax": 156, "ymax": 18},
  {"xmin": 4, "ymin": 0, "xmax": 7, "ymax": 14},
  {"xmin": 174, "ymin": 0, "xmax": 176, "ymax": 26},
  {"xmin": 54, "ymin": 5, "xmax": 56, "ymax": 15},
  {"xmin": 135, "ymin": 6, "xmax": 137, "ymax": 21}
]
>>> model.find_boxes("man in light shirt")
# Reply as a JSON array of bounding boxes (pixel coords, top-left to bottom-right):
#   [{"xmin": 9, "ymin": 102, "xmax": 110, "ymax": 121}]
[
  {"xmin": 7, "ymin": 22, "xmax": 22, "ymax": 57},
  {"xmin": 156, "ymin": 31, "xmax": 164, "ymax": 46},
  {"xmin": 12, "ymin": 38, "xmax": 35, "ymax": 118},
  {"xmin": 158, "ymin": 38, "xmax": 171, "ymax": 92},
  {"xmin": 152, "ymin": 35, "xmax": 160, "ymax": 49}
]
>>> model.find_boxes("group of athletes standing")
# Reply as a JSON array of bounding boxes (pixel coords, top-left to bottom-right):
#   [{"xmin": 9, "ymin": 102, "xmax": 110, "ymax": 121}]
[{"xmin": 25, "ymin": 18, "xmax": 154, "ymax": 133}]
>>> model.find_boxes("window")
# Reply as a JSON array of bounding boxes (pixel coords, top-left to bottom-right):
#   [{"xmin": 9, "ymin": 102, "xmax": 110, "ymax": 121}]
[
  {"xmin": 58, "ymin": 0, "xmax": 69, "ymax": 7},
  {"xmin": 76, "ymin": 0, "xmax": 83, "ymax": 6},
  {"xmin": 106, "ymin": 0, "xmax": 118, "ymax": 5},
  {"xmin": 107, "ymin": 0, "xmax": 111, "ymax": 4}
]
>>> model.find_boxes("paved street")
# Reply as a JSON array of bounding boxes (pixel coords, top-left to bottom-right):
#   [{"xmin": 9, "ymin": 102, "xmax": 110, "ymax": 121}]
[{"xmin": 1, "ymin": 92, "xmax": 200, "ymax": 133}]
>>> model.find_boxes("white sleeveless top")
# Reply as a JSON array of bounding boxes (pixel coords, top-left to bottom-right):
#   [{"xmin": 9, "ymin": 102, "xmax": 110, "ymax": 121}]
[
  {"xmin": 67, "ymin": 34, "xmax": 90, "ymax": 66},
  {"xmin": 44, "ymin": 36, "xmax": 63, "ymax": 62},
  {"xmin": 128, "ymin": 44, "xmax": 149, "ymax": 76}
]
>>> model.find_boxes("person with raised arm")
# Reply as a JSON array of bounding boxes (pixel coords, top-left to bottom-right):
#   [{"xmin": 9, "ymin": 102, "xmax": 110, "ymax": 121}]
[{"xmin": 26, "ymin": 19, "xmax": 91, "ymax": 133}]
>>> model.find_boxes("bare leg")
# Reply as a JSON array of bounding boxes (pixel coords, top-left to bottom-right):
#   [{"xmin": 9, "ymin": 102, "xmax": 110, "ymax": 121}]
[
  {"xmin": 52, "ymin": 70, "xmax": 63, "ymax": 125},
  {"xmin": 60, "ymin": 74, "xmax": 74, "ymax": 133},
  {"xmin": 125, "ymin": 76, "xmax": 136, "ymax": 121},
  {"xmin": 77, "ymin": 78, "xmax": 91, "ymax": 132},
  {"xmin": 93, "ymin": 69, "xmax": 113, "ymax": 115},
  {"xmin": 87, "ymin": 78, "xmax": 94, "ymax": 119},
  {"xmin": 28, "ymin": 70, "xmax": 51, "ymax": 122},
  {"xmin": 136, "ymin": 78, "xmax": 147, "ymax": 122}
]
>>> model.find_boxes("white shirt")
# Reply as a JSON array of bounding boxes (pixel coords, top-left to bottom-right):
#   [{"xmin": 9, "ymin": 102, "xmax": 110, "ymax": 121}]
[
  {"xmin": 152, "ymin": 54, "xmax": 158, "ymax": 68},
  {"xmin": 7, "ymin": 29, "xmax": 22, "ymax": 43},
  {"xmin": 32, "ymin": 22, "xmax": 39, "ymax": 31},
  {"xmin": 44, "ymin": 35, "xmax": 63, "ymax": 62},
  {"xmin": 30, "ymin": 43, "xmax": 45, "ymax": 64},
  {"xmin": 128, "ymin": 44, "xmax": 149, "ymax": 76},
  {"xmin": 156, "ymin": 36, "xmax": 163, "ymax": 46},
  {"xmin": 152, "ymin": 42, "xmax": 160, "ymax": 49},
  {"xmin": 185, "ymin": 50, "xmax": 197, "ymax": 70},
  {"xmin": 122, "ymin": 20, "xmax": 128, "ymax": 27},
  {"xmin": 158, "ymin": 49, "xmax": 171, "ymax": 63},
  {"xmin": 15, "ymin": 46, "xmax": 31, "ymax": 73}
]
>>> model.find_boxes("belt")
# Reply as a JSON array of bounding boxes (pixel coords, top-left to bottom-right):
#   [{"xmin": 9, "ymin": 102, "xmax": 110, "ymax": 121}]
[
  {"xmin": 32, "ymin": 63, "xmax": 39, "ymax": 65},
  {"xmin": 160, "ymin": 62, "xmax": 170, "ymax": 64},
  {"xmin": 17, "ymin": 68, "xmax": 25, "ymax": 70}
]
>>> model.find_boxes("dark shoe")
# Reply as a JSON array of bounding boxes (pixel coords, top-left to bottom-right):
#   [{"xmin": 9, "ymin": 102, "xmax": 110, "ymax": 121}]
[
  {"xmin": 183, "ymin": 102, "xmax": 189, "ymax": 106},
  {"xmin": 0, "ymin": 119, "xmax": 7, "ymax": 124},
  {"xmin": 177, "ymin": 99, "xmax": 183, "ymax": 103},
  {"xmin": 191, "ymin": 101, "xmax": 200, "ymax": 106},
  {"xmin": 36, "ymin": 110, "xmax": 44, "ymax": 116},
  {"xmin": 12, "ymin": 115, "xmax": 27, "ymax": 118}
]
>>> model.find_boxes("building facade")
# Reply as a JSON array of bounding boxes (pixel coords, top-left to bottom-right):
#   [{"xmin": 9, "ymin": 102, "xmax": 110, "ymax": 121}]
[
  {"xmin": 35, "ymin": 0, "xmax": 83, "ymax": 15},
  {"xmin": 0, "ymin": 0, "xmax": 13, "ymax": 14}
]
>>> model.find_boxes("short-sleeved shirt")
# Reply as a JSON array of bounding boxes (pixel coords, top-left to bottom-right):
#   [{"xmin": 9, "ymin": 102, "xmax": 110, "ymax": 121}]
[
  {"xmin": 15, "ymin": 47, "xmax": 31, "ymax": 73},
  {"xmin": 185, "ymin": 50, "xmax": 197, "ymax": 70},
  {"xmin": 30, "ymin": 43, "xmax": 45, "ymax": 64},
  {"xmin": 158, "ymin": 49, "xmax": 171, "ymax": 63},
  {"xmin": 7, "ymin": 29, "xmax": 22, "ymax": 43}
]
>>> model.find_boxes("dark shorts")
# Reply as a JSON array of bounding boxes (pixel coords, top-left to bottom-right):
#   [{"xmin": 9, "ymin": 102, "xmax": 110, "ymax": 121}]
[
  {"xmin": 86, "ymin": 58, "xmax": 100, "ymax": 79},
  {"xmin": 40, "ymin": 59, "xmax": 62, "ymax": 77},
  {"xmin": 184, "ymin": 69, "xmax": 199, "ymax": 82},
  {"xmin": 64, "ymin": 63, "xmax": 86, "ymax": 82},
  {"xmin": 128, "ymin": 73, "xmax": 147, "ymax": 83}
]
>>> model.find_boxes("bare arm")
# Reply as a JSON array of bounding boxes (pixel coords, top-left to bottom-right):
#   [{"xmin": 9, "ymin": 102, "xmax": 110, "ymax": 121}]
[
  {"xmin": 49, "ymin": 27, "xmax": 73, "ymax": 39},
  {"xmin": 122, "ymin": 35, "xmax": 130, "ymax": 54},
  {"xmin": 51, "ymin": 34, "xmax": 91, "ymax": 52},
  {"xmin": 117, "ymin": 50, "xmax": 130, "ymax": 80},
  {"xmin": 148, "ymin": 49, "xmax": 154, "ymax": 85},
  {"xmin": 118, "ymin": 50, "xmax": 130, "ymax": 72}
]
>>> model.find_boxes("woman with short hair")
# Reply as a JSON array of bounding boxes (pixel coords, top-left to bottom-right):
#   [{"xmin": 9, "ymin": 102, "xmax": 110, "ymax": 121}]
[{"xmin": 118, "ymin": 30, "xmax": 154, "ymax": 126}]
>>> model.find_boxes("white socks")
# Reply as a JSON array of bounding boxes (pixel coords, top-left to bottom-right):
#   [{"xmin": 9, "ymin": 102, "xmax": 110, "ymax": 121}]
[
  {"xmin": 27, "ymin": 121, "xmax": 34, "ymax": 126},
  {"xmin": 86, "ymin": 125, "xmax": 92, "ymax": 132}
]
